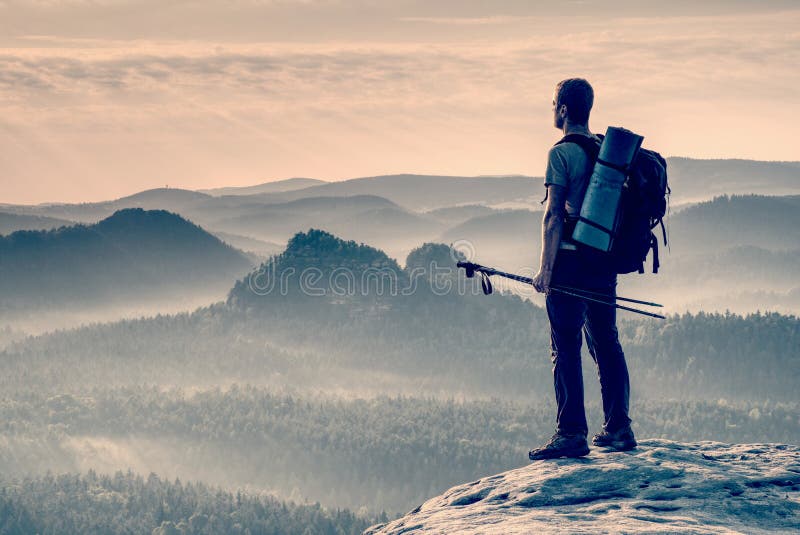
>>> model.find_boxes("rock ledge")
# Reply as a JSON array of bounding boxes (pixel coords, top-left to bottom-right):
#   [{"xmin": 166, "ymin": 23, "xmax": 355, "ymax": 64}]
[{"xmin": 365, "ymin": 440, "xmax": 800, "ymax": 534}]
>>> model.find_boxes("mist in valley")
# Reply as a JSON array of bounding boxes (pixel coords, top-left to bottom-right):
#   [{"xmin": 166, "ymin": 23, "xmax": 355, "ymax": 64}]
[{"xmin": 1, "ymin": 164, "xmax": 799, "ymax": 524}]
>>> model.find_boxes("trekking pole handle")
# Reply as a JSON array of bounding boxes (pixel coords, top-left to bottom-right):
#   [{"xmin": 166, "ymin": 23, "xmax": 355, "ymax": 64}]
[
  {"xmin": 457, "ymin": 262, "xmax": 534, "ymax": 285},
  {"xmin": 456, "ymin": 261, "xmax": 476, "ymax": 278}
]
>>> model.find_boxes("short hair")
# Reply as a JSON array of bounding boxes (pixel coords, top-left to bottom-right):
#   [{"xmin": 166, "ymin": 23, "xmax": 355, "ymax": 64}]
[{"xmin": 555, "ymin": 78, "xmax": 594, "ymax": 124}]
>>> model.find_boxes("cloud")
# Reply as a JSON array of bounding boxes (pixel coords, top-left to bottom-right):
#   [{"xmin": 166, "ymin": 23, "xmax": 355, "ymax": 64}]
[
  {"xmin": 0, "ymin": 9, "xmax": 798, "ymax": 203},
  {"xmin": 398, "ymin": 16, "xmax": 542, "ymax": 26},
  {"xmin": 3, "ymin": 1, "xmax": 798, "ymax": 46},
  {"xmin": 3, "ymin": 15, "xmax": 796, "ymax": 110}
]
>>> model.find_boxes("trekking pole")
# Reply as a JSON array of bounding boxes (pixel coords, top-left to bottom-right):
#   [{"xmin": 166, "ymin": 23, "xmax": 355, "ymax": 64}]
[
  {"xmin": 456, "ymin": 261, "xmax": 666, "ymax": 320},
  {"xmin": 552, "ymin": 285, "xmax": 663, "ymax": 308},
  {"xmin": 547, "ymin": 287, "xmax": 666, "ymax": 319}
]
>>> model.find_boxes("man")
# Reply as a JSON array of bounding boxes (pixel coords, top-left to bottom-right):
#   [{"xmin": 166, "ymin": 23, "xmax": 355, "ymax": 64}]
[{"xmin": 529, "ymin": 78, "xmax": 637, "ymax": 460}]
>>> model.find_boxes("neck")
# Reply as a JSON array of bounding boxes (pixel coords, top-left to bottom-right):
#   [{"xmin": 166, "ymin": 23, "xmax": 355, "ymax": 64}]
[{"xmin": 562, "ymin": 121, "xmax": 591, "ymax": 136}]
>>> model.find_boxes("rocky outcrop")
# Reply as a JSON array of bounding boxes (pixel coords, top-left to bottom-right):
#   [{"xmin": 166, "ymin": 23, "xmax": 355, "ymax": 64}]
[{"xmin": 366, "ymin": 440, "xmax": 800, "ymax": 534}]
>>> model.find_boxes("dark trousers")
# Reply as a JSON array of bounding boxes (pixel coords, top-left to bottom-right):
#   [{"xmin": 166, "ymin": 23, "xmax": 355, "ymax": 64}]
[{"xmin": 546, "ymin": 248, "xmax": 631, "ymax": 436}]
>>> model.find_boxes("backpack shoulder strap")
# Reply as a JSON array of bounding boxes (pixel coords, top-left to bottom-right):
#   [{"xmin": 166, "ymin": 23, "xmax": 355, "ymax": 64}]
[
  {"xmin": 554, "ymin": 133, "xmax": 602, "ymax": 162},
  {"xmin": 541, "ymin": 134, "xmax": 603, "ymax": 206}
]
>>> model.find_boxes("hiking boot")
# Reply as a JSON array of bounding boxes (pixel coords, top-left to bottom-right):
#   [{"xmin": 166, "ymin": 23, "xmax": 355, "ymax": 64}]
[
  {"xmin": 529, "ymin": 432, "xmax": 590, "ymax": 460},
  {"xmin": 592, "ymin": 426, "xmax": 637, "ymax": 451}
]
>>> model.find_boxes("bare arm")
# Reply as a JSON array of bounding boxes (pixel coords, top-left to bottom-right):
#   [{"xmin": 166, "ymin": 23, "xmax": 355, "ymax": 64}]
[{"xmin": 533, "ymin": 184, "xmax": 567, "ymax": 293}]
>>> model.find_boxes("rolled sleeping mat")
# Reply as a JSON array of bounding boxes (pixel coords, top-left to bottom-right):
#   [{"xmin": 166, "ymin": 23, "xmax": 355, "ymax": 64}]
[{"xmin": 572, "ymin": 126, "xmax": 644, "ymax": 252}]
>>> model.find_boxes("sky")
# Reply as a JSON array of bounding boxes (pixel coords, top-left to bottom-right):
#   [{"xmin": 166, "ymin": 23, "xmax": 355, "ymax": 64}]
[{"xmin": 0, "ymin": 1, "xmax": 798, "ymax": 204}]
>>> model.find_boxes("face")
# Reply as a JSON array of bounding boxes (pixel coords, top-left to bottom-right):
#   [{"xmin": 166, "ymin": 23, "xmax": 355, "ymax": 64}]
[{"xmin": 552, "ymin": 89, "xmax": 566, "ymax": 129}]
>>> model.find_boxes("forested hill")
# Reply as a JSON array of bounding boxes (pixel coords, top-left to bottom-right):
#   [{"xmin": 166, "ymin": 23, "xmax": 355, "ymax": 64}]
[
  {"xmin": 228, "ymin": 228, "xmax": 491, "ymax": 305},
  {"xmin": 228, "ymin": 228, "xmax": 408, "ymax": 309},
  {"xmin": 665, "ymin": 158, "xmax": 800, "ymax": 203},
  {"xmin": 245, "ymin": 174, "xmax": 536, "ymax": 210},
  {"xmin": 0, "ymin": 208, "xmax": 253, "ymax": 308},
  {"xmin": 1, "ymin": 388, "xmax": 796, "ymax": 514},
  {"xmin": 1, "ymin": 230, "xmax": 798, "ymax": 515},
  {"xmin": 205, "ymin": 160, "xmax": 799, "ymax": 208},
  {"xmin": 0, "ymin": 211, "xmax": 74, "ymax": 235},
  {"xmin": 0, "ymin": 470, "xmax": 375, "ymax": 534},
  {"xmin": 666, "ymin": 194, "xmax": 800, "ymax": 254},
  {"xmin": 4, "ymin": 230, "xmax": 796, "ymax": 402},
  {"xmin": 224, "ymin": 231, "xmax": 799, "ymax": 402}
]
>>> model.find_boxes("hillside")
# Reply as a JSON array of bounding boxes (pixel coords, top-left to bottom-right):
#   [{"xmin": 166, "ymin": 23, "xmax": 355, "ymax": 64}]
[
  {"xmin": 439, "ymin": 209, "xmax": 541, "ymax": 242},
  {"xmin": 250, "ymin": 174, "xmax": 538, "ymax": 210},
  {"xmin": 614, "ymin": 195, "xmax": 800, "ymax": 312},
  {"xmin": 4, "ymin": 232, "xmax": 797, "ymax": 402},
  {"xmin": 209, "ymin": 159, "xmax": 800, "ymax": 209},
  {"xmin": 0, "ymin": 211, "xmax": 74, "ymax": 235},
  {"xmin": 3, "ymin": 158, "xmax": 797, "ymax": 226},
  {"xmin": 211, "ymin": 230, "xmax": 283, "ymax": 258},
  {"xmin": 211, "ymin": 194, "xmax": 400, "ymax": 227},
  {"xmin": 199, "ymin": 177, "xmax": 326, "ymax": 196},
  {"xmin": 367, "ymin": 440, "xmax": 800, "ymax": 534},
  {"xmin": 0, "ymin": 208, "xmax": 253, "ymax": 309},
  {"xmin": 111, "ymin": 187, "xmax": 213, "ymax": 209},
  {"xmin": 7, "ymin": 188, "xmax": 213, "ymax": 224},
  {"xmin": 439, "ymin": 194, "xmax": 800, "ymax": 258},
  {"xmin": 665, "ymin": 194, "xmax": 800, "ymax": 254},
  {"xmin": 0, "ymin": 159, "xmax": 796, "ymax": 275},
  {"xmin": 202, "ymin": 195, "xmax": 444, "ymax": 255},
  {"xmin": 424, "ymin": 204, "xmax": 499, "ymax": 226},
  {"xmin": 243, "ymin": 161, "xmax": 799, "ymax": 209},
  {"xmin": 228, "ymin": 228, "xmax": 409, "ymax": 310},
  {"xmin": 438, "ymin": 209, "xmax": 542, "ymax": 270},
  {"xmin": 434, "ymin": 195, "xmax": 800, "ymax": 313},
  {"xmin": 0, "ymin": 386, "xmax": 796, "ymax": 514},
  {"xmin": 0, "ymin": 469, "xmax": 373, "ymax": 534},
  {"xmin": 666, "ymin": 158, "xmax": 800, "ymax": 204},
  {"xmin": 1, "ymin": 231, "xmax": 798, "ymax": 513}
]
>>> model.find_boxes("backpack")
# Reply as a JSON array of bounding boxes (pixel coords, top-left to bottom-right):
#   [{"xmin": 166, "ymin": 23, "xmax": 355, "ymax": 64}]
[{"xmin": 555, "ymin": 133, "xmax": 670, "ymax": 274}]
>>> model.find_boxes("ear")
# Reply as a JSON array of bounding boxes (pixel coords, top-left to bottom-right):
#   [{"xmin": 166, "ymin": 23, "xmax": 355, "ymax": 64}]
[{"xmin": 559, "ymin": 104, "xmax": 568, "ymax": 117}]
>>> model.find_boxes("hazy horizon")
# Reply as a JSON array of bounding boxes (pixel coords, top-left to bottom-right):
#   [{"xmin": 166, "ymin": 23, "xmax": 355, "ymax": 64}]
[{"xmin": 4, "ymin": 158, "xmax": 800, "ymax": 207}]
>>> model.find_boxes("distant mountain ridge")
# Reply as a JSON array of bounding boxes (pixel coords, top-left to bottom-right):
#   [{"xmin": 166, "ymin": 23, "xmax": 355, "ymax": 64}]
[
  {"xmin": 210, "ymin": 231, "xmax": 283, "ymax": 259},
  {"xmin": 200, "ymin": 158, "xmax": 800, "ymax": 209},
  {"xmin": 199, "ymin": 177, "xmax": 326, "ymax": 196},
  {"xmin": 440, "ymin": 194, "xmax": 800, "ymax": 256},
  {"xmin": 0, "ymin": 159, "xmax": 795, "ymax": 315},
  {"xmin": 1, "ymin": 156, "xmax": 796, "ymax": 230},
  {"xmin": 0, "ymin": 208, "xmax": 253, "ymax": 309},
  {"xmin": 0, "ymin": 212, "xmax": 75, "ymax": 236},
  {"xmin": 666, "ymin": 158, "xmax": 800, "ymax": 204},
  {"xmin": 247, "ymin": 173, "xmax": 538, "ymax": 210},
  {"xmin": 3, "ymin": 191, "xmax": 799, "ymax": 314},
  {"xmin": 0, "ymin": 187, "xmax": 213, "ymax": 224},
  {"xmin": 208, "ymin": 194, "xmax": 441, "ymax": 242},
  {"xmin": 665, "ymin": 194, "xmax": 800, "ymax": 254}
]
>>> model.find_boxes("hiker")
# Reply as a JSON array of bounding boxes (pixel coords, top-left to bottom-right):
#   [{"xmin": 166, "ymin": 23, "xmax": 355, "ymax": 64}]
[{"xmin": 529, "ymin": 78, "xmax": 637, "ymax": 460}]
